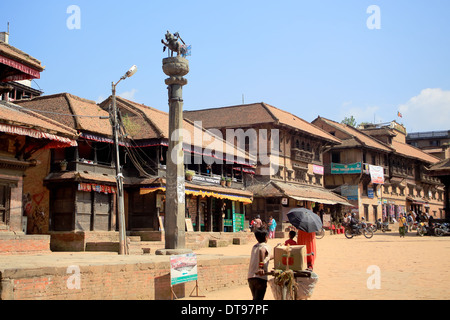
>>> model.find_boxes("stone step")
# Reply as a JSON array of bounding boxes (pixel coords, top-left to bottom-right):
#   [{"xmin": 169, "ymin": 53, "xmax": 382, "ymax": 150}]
[{"xmin": 208, "ymin": 239, "xmax": 230, "ymax": 248}]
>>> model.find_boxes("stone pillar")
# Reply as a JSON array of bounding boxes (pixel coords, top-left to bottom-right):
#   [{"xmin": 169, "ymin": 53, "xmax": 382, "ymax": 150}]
[{"xmin": 161, "ymin": 56, "xmax": 189, "ymax": 251}]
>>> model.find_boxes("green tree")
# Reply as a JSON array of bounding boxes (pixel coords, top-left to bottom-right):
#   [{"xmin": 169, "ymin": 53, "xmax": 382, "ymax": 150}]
[{"xmin": 341, "ymin": 116, "xmax": 357, "ymax": 127}]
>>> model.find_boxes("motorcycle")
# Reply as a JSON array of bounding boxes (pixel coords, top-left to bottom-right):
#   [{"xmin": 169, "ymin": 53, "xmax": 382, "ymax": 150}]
[
  {"xmin": 366, "ymin": 222, "xmax": 377, "ymax": 233},
  {"xmin": 434, "ymin": 223, "xmax": 450, "ymax": 237},
  {"xmin": 345, "ymin": 222, "xmax": 374, "ymax": 239},
  {"xmin": 376, "ymin": 220, "xmax": 391, "ymax": 232},
  {"xmin": 416, "ymin": 222, "xmax": 427, "ymax": 237}
]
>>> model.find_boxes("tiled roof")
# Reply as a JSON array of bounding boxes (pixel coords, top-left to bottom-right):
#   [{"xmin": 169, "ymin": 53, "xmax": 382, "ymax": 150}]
[
  {"xmin": 0, "ymin": 100, "xmax": 77, "ymax": 139},
  {"xmin": 391, "ymin": 139, "xmax": 441, "ymax": 164},
  {"xmin": 249, "ymin": 180, "xmax": 351, "ymax": 206},
  {"xmin": 313, "ymin": 116, "xmax": 392, "ymax": 152},
  {"xmin": 428, "ymin": 158, "xmax": 450, "ymax": 175},
  {"xmin": 0, "ymin": 41, "xmax": 44, "ymax": 72},
  {"xmin": 184, "ymin": 103, "xmax": 341, "ymax": 144},
  {"xmin": 313, "ymin": 117, "xmax": 441, "ymax": 164},
  {"xmin": 16, "ymin": 93, "xmax": 111, "ymax": 136},
  {"xmin": 101, "ymin": 97, "xmax": 255, "ymax": 165}
]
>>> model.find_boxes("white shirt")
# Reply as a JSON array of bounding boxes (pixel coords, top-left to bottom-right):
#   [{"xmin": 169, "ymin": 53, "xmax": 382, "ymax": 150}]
[{"xmin": 248, "ymin": 242, "xmax": 271, "ymax": 280}]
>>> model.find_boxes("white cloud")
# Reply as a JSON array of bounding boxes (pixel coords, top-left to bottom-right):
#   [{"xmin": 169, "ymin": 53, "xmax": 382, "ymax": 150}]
[
  {"xmin": 398, "ymin": 88, "xmax": 450, "ymax": 132},
  {"xmin": 119, "ymin": 88, "xmax": 138, "ymax": 101},
  {"xmin": 339, "ymin": 102, "xmax": 382, "ymax": 124}
]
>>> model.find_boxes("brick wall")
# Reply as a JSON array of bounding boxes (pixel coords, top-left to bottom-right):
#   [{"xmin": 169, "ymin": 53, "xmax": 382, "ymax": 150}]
[
  {"xmin": 23, "ymin": 149, "xmax": 51, "ymax": 234},
  {"xmin": 0, "ymin": 235, "xmax": 50, "ymax": 255},
  {"xmin": 0, "ymin": 255, "xmax": 249, "ymax": 300}
]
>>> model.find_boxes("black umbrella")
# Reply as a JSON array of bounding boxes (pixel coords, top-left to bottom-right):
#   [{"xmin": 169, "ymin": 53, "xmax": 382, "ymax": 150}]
[{"xmin": 287, "ymin": 208, "xmax": 323, "ymax": 233}]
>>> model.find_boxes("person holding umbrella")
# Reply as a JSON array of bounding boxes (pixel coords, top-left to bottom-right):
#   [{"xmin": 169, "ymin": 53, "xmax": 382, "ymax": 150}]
[{"xmin": 287, "ymin": 207, "xmax": 322, "ymax": 271}]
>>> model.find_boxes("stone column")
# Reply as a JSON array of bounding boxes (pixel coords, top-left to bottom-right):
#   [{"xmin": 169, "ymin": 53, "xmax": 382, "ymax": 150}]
[{"xmin": 160, "ymin": 56, "xmax": 190, "ymax": 253}]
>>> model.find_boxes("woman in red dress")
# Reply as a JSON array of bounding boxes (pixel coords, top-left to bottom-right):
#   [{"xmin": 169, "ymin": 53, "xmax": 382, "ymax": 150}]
[{"xmin": 296, "ymin": 230, "xmax": 316, "ymax": 270}]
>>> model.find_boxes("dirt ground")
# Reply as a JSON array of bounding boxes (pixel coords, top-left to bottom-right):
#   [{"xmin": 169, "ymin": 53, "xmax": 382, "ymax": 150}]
[{"xmin": 185, "ymin": 230, "xmax": 450, "ymax": 300}]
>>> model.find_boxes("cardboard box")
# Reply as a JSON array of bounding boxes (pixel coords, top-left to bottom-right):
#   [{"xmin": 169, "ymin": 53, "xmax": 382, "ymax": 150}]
[{"xmin": 274, "ymin": 245, "xmax": 307, "ymax": 271}]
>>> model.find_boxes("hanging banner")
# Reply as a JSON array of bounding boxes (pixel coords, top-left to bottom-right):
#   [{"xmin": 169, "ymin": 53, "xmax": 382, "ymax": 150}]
[
  {"xmin": 78, "ymin": 183, "xmax": 116, "ymax": 194},
  {"xmin": 369, "ymin": 165, "xmax": 384, "ymax": 184}
]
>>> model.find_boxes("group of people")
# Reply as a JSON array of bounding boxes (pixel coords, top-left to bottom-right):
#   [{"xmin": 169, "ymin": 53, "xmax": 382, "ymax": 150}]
[
  {"xmin": 248, "ymin": 215, "xmax": 317, "ymax": 301},
  {"xmin": 398, "ymin": 210, "xmax": 435, "ymax": 237},
  {"xmin": 250, "ymin": 215, "xmax": 277, "ymax": 239}
]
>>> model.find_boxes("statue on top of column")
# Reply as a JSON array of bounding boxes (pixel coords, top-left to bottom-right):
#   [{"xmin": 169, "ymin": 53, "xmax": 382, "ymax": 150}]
[{"xmin": 161, "ymin": 31, "xmax": 191, "ymax": 58}]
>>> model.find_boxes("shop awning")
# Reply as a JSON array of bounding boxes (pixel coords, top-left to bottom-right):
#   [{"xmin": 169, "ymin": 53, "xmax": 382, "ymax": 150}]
[
  {"xmin": 289, "ymin": 195, "xmax": 344, "ymax": 206},
  {"xmin": 250, "ymin": 180, "xmax": 353, "ymax": 207},
  {"xmin": 0, "ymin": 54, "xmax": 41, "ymax": 82},
  {"xmin": 140, "ymin": 186, "xmax": 253, "ymax": 204},
  {"xmin": 0, "ymin": 123, "xmax": 77, "ymax": 147}
]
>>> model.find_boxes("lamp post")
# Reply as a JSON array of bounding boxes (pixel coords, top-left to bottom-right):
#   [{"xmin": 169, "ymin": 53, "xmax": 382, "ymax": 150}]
[{"xmin": 111, "ymin": 65, "xmax": 137, "ymax": 255}]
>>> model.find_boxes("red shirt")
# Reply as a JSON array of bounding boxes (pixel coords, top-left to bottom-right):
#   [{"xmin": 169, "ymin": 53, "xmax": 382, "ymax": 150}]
[{"xmin": 284, "ymin": 239, "xmax": 297, "ymax": 246}]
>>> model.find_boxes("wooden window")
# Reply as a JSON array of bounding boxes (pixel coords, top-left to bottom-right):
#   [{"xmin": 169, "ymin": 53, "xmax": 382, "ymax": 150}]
[{"xmin": 0, "ymin": 184, "xmax": 10, "ymax": 225}]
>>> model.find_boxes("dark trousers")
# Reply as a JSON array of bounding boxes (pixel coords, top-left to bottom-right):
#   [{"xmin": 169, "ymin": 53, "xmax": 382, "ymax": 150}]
[{"xmin": 248, "ymin": 278, "xmax": 267, "ymax": 300}]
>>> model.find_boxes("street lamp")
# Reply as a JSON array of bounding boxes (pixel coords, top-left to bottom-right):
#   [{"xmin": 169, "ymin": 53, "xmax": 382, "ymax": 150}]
[{"xmin": 111, "ymin": 65, "xmax": 137, "ymax": 255}]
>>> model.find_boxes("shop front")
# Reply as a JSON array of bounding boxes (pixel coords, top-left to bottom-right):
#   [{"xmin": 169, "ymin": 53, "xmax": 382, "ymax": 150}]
[{"xmin": 139, "ymin": 182, "xmax": 253, "ymax": 234}]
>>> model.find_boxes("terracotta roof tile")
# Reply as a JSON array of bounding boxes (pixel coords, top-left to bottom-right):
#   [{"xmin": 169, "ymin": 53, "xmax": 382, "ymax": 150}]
[
  {"xmin": 249, "ymin": 180, "xmax": 351, "ymax": 206},
  {"xmin": 184, "ymin": 103, "xmax": 341, "ymax": 144},
  {"xmin": 16, "ymin": 93, "xmax": 111, "ymax": 136},
  {"xmin": 391, "ymin": 140, "xmax": 441, "ymax": 164},
  {"xmin": 102, "ymin": 97, "xmax": 255, "ymax": 164},
  {"xmin": 0, "ymin": 100, "xmax": 77, "ymax": 138},
  {"xmin": 0, "ymin": 41, "xmax": 44, "ymax": 72},
  {"xmin": 313, "ymin": 117, "xmax": 392, "ymax": 152},
  {"xmin": 314, "ymin": 117, "xmax": 441, "ymax": 164}
]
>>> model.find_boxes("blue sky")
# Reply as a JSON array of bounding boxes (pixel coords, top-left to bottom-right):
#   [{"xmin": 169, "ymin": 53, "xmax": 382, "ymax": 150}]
[{"xmin": 1, "ymin": 0, "xmax": 449, "ymax": 133}]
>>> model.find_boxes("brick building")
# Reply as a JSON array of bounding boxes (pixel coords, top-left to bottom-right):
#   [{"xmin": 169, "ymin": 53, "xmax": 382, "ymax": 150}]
[
  {"xmin": 0, "ymin": 35, "xmax": 78, "ymax": 255},
  {"xmin": 312, "ymin": 117, "xmax": 445, "ymax": 222},
  {"xmin": 16, "ymin": 93, "xmax": 255, "ymax": 252},
  {"xmin": 185, "ymin": 102, "xmax": 352, "ymax": 230}
]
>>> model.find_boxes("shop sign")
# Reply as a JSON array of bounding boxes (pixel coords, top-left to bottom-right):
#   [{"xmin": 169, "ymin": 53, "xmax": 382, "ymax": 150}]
[
  {"xmin": 192, "ymin": 174, "xmax": 221, "ymax": 185},
  {"xmin": 331, "ymin": 162, "xmax": 362, "ymax": 174},
  {"xmin": 313, "ymin": 165, "xmax": 324, "ymax": 175},
  {"xmin": 341, "ymin": 185, "xmax": 359, "ymax": 201}
]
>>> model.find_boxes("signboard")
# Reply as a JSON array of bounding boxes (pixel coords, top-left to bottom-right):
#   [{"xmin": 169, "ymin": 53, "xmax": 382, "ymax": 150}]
[
  {"xmin": 233, "ymin": 213, "xmax": 245, "ymax": 232},
  {"xmin": 369, "ymin": 165, "xmax": 384, "ymax": 184},
  {"xmin": 170, "ymin": 253, "xmax": 198, "ymax": 285},
  {"xmin": 323, "ymin": 213, "xmax": 331, "ymax": 228},
  {"xmin": 368, "ymin": 187, "xmax": 374, "ymax": 199},
  {"xmin": 331, "ymin": 162, "xmax": 362, "ymax": 174},
  {"xmin": 192, "ymin": 174, "xmax": 220, "ymax": 185},
  {"xmin": 313, "ymin": 165, "xmax": 324, "ymax": 175},
  {"xmin": 185, "ymin": 218, "xmax": 194, "ymax": 232},
  {"xmin": 341, "ymin": 185, "xmax": 359, "ymax": 201}
]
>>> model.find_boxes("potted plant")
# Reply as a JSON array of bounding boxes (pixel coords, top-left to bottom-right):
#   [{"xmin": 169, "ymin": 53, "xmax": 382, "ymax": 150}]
[
  {"xmin": 60, "ymin": 159, "xmax": 68, "ymax": 171},
  {"xmin": 226, "ymin": 177, "xmax": 232, "ymax": 187},
  {"xmin": 185, "ymin": 169, "xmax": 195, "ymax": 181},
  {"xmin": 220, "ymin": 176, "xmax": 226, "ymax": 186}
]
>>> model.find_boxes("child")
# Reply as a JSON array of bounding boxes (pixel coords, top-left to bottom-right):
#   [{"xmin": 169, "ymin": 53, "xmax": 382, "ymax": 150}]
[
  {"xmin": 248, "ymin": 227, "xmax": 272, "ymax": 300},
  {"xmin": 284, "ymin": 230, "xmax": 297, "ymax": 246}
]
